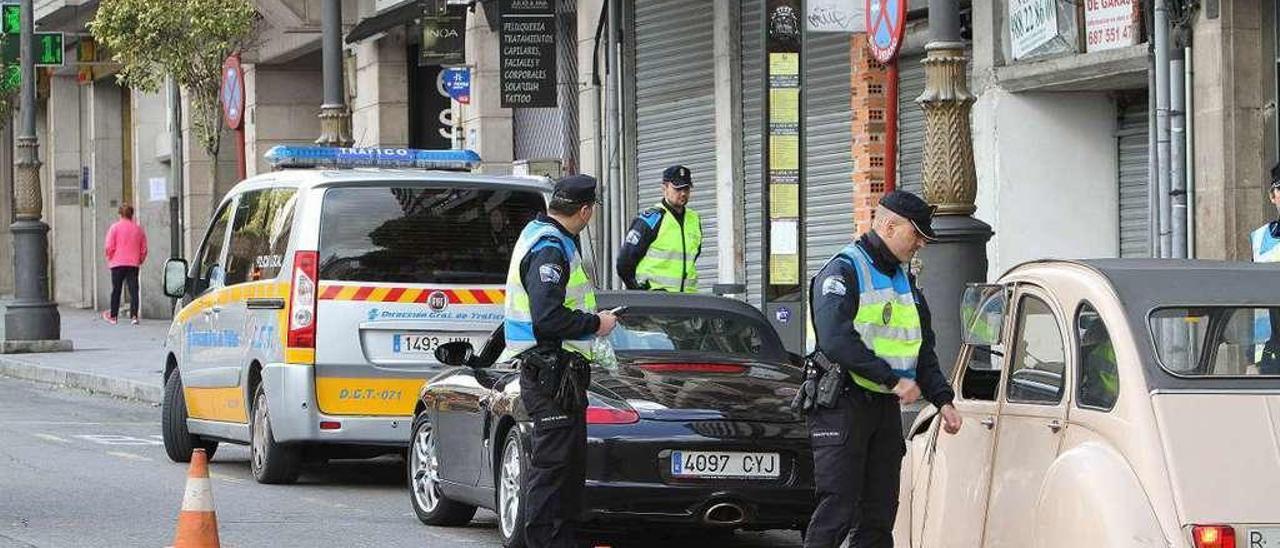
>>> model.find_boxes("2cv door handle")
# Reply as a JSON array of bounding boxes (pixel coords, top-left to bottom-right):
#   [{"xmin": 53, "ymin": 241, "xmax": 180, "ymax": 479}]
[
  {"xmin": 1046, "ymin": 419, "xmax": 1064, "ymax": 433},
  {"xmin": 980, "ymin": 417, "xmax": 996, "ymax": 430}
]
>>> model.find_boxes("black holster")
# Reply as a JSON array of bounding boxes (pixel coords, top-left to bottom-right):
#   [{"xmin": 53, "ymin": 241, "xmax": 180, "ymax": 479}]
[
  {"xmin": 792, "ymin": 350, "xmax": 845, "ymax": 415},
  {"xmin": 519, "ymin": 346, "xmax": 590, "ymax": 414}
]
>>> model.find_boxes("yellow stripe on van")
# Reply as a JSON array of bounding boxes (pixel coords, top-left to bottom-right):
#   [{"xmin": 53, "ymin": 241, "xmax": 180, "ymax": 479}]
[
  {"xmin": 484, "ymin": 289, "xmax": 505, "ymax": 303},
  {"xmin": 399, "ymin": 289, "xmax": 424, "ymax": 303},
  {"xmin": 286, "ymin": 347, "xmax": 315, "ymax": 364},
  {"xmin": 335, "ymin": 286, "xmax": 360, "ymax": 300},
  {"xmin": 454, "ymin": 290, "xmax": 478, "ymax": 305},
  {"xmin": 366, "ymin": 287, "xmax": 390, "ymax": 302},
  {"xmin": 314, "ymin": 378, "xmax": 426, "ymax": 416},
  {"xmin": 183, "ymin": 387, "xmax": 248, "ymax": 423}
]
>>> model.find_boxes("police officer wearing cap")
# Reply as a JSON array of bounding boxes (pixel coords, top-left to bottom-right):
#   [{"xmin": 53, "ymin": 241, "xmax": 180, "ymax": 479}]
[
  {"xmin": 1249, "ymin": 164, "xmax": 1280, "ymax": 373},
  {"xmin": 502, "ymin": 174, "xmax": 618, "ymax": 547},
  {"xmin": 804, "ymin": 191, "xmax": 963, "ymax": 547},
  {"xmin": 616, "ymin": 165, "xmax": 703, "ymax": 292}
]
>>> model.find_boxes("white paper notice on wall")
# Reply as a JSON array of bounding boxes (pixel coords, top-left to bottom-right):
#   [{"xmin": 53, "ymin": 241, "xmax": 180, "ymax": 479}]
[
  {"xmin": 771, "ymin": 220, "xmax": 799, "ymax": 254},
  {"xmin": 806, "ymin": 0, "xmax": 864, "ymax": 33},
  {"xmin": 1084, "ymin": 0, "xmax": 1138, "ymax": 52},
  {"xmin": 149, "ymin": 177, "xmax": 167, "ymax": 202}
]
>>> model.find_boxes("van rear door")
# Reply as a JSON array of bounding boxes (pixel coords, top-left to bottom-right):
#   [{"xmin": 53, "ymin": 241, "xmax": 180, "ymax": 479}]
[{"xmin": 312, "ymin": 183, "xmax": 544, "ymax": 416}]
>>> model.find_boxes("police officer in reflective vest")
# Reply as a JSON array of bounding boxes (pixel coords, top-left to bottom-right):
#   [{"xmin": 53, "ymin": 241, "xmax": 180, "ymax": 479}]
[
  {"xmin": 1250, "ymin": 164, "xmax": 1280, "ymax": 373},
  {"xmin": 617, "ymin": 165, "xmax": 702, "ymax": 292},
  {"xmin": 503, "ymin": 174, "xmax": 618, "ymax": 547},
  {"xmin": 805, "ymin": 191, "xmax": 963, "ymax": 548}
]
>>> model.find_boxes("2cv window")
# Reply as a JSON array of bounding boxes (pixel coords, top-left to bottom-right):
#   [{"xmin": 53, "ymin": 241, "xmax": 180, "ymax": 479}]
[
  {"xmin": 1007, "ymin": 295, "xmax": 1066, "ymax": 405},
  {"xmin": 1076, "ymin": 303, "xmax": 1119, "ymax": 411}
]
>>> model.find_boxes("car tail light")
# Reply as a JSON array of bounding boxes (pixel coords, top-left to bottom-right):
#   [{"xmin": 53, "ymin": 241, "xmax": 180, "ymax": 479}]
[
  {"xmin": 638, "ymin": 363, "xmax": 747, "ymax": 374},
  {"xmin": 319, "ymin": 421, "xmax": 341, "ymax": 430},
  {"xmin": 287, "ymin": 251, "xmax": 318, "ymax": 350},
  {"xmin": 1192, "ymin": 525, "xmax": 1235, "ymax": 548},
  {"xmin": 585, "ymin": 397, "xmax": 639, "ymax": 425}
]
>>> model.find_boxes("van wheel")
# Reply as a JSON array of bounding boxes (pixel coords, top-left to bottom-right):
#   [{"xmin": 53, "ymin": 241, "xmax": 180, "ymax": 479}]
[
  {"xmin": 250, "ymin": 383, "xmax": 301, "ymax": 484},
  {"xmin": 497, "ymin": 428, "xmax": 528, "ymax": 548},
  {"xmin": 161, "ymin": 370, "xmax": 218, "ymax": 463},
  {"xmin": 409, "ymin": 412, "xmax": 477, "ymax": 526}
]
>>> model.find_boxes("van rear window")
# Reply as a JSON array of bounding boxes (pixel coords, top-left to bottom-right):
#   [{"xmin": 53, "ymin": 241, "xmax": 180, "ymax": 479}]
[{"xmin": 319, "ymin": 186, "xmax": 543, "ymax": 284}]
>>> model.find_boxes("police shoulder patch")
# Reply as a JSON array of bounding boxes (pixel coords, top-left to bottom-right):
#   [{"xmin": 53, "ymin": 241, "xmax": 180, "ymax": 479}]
[
  {"xmin": 640, "ymin": 208, "xmax": 663, "ymax": 228},
  {"xmin": 625, "ymin": 229, "xmax": 641, "ymax": 245},
  {"xmin": 538, "ymin": 263, "xmax": 564, "ymax": 284},
  {"xmin": 821, "ymin": 275, "xmax": 847, "ymax": 296}
]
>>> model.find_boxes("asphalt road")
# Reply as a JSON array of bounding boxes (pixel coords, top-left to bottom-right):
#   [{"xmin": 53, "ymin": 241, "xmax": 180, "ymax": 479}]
[{"xmin": 0, "ymin": 376, "xmax": 803, "ymax": 547}]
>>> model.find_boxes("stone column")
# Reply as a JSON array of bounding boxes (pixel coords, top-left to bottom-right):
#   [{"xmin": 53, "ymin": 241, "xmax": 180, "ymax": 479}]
[{"xmin": 914, "ymin": 0, "xmax": 992, "ymax": 378}]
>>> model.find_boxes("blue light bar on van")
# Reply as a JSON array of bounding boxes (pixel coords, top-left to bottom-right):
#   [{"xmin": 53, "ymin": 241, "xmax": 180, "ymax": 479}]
[{"xmin": 264, "ymin": 146, "xmax": 482, "ymax": 170}]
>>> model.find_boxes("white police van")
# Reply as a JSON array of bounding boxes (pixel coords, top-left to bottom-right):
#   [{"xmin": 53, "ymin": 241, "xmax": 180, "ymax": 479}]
[{"xmin": 160, "ymin": 146, "xmax": 552, "ymax": 484}]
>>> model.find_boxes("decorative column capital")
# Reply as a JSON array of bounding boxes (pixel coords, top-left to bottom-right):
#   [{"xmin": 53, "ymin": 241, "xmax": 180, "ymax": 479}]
[
  {"xmin": 918, "ymin": 42, "xmax": 977, "ymax": 216},
  {"xmin": 316, "ymin": 105, "xmax": 353, "ymax": 148}
]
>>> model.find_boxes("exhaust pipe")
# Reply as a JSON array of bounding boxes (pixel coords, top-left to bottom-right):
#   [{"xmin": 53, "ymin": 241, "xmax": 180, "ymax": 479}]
[{"xmin": 702, "ymin": 502, "xmax": 746, "ymax": 526}]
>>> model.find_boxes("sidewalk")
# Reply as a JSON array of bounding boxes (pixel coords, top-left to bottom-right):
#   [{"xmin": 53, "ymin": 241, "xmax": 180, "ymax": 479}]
[{"xmin": 0, "ymin": 306, "xmax": 168, "ymax": 403}]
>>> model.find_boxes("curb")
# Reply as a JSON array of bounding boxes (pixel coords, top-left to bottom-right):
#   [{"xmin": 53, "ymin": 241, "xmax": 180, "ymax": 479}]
[{"xmin": 0, "ymin": 356, "xmax": 162, "ymax": 404}]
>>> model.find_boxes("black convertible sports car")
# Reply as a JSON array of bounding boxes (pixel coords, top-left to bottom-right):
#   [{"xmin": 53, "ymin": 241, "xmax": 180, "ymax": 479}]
[{"xmin": 407, "ymin": 291, "xmax": 814, "ymax": 546}]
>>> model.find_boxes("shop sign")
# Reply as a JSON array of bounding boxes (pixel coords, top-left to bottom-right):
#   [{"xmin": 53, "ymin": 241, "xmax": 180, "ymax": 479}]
[
  {"xmin": 420, "ymin": 10, "xmax": 466, "ymax": 66},
  {"xmin": 1084, "ymin": 0, "xmax": 1139, "ymax": 52},
  {"xmin": 442, "ymin": 67, "xmax": 471, "ymax": 104},
  {"xmin": 499, "ymin": 0, "xmax": 557, "ymax": 108},
  {"xmin": 1008, "ymin": 0, "xmax": 1058, "ymax": 60}
]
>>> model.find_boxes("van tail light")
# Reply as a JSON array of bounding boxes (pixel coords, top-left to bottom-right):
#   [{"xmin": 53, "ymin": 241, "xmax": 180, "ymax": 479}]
[
  {"xmin": 638, "ymin": 363, "xmax": 747, "ymax": 374},
  {"xmin": 287, "ymin": 250, "xmax": 318, "ymax": 350},
  {"xmin": 585, "ymin": 397, "xmax": 639, "ymax": 425},
  {"xmin": 1192, "ymin": 525, "xmax": 1235, "ymax": 548}
]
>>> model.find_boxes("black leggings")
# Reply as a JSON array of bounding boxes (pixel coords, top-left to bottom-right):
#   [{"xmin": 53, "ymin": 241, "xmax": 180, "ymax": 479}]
[{"xmin": 110, "ymin": 266, "xmax": 140, "ymax": 319}]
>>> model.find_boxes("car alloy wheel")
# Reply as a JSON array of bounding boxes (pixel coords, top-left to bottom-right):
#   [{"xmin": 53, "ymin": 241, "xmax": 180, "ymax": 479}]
[
  {"xmin": 411, "ymin": 423, "xmax": 441, "ymax": 513},
  {"xmin": 498, "ymin": 433, "xmax": 523, "ymax": 540},
  {"xmin": 251, "ymin": 394, "xmax": 269, "ymax": 474}
]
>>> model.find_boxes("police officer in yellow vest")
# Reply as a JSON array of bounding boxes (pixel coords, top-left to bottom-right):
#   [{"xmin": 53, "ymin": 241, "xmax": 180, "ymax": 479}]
[
  {"xmin": 1250, "ymin": 164, "xmax": 1280, "ymax": 373},
  {"xmin": 503, "ymin": 174, "xmax": 618, "ymax": 547},
  {"xmin": 805, "ymin": 191, "xmax": 962, "ymax": 548},
  {"xmin": 617, "ymin": 165, "xmax": 702, "ymax": 292}
]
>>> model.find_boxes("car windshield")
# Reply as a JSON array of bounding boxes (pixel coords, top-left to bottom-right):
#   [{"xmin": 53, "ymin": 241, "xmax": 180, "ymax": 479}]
[
  {"xmin": 318, "ymin": 186, "xmax": 543, "ymax": 284},
  {"xmin": 608, "ymin": 310, "xmax": 772, "ymax": 358},
  {"xmin": 1150, "ymin": 307, "xmax": 1280, "ymax": 377}
]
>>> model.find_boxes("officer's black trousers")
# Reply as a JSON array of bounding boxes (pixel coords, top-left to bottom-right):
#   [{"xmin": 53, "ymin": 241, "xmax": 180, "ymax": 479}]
[
  {"xmin": 520, "ymin": 367, "xmax": 588, "ymax": 548},
  {"xmin": 803, "ymin": 388, "xmax": 904, "ymax": 548}
]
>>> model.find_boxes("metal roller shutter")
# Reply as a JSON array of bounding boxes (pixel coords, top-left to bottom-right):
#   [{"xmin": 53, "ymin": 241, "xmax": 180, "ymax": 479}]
[
  {"xmin": 1118, "ymin": 96, "xmax": 1151, "ymax": 257},
  {"xmin": 742, "ymin": 0, "xmax": 763, "ymax": 307},
  {"xmin": 803, "ymin": 34, "xmax": 854, "ymax": 277},
  {"xmin": 896, "ymin": 53, "xmax": 926, "ymax": 195},
  {"xmin": 513, "ymin": 0, "xmax": 578, "ymax": 163},
  {"xmin": 633, "ymin": 0, "xmax": 718, "ymax": 285}
]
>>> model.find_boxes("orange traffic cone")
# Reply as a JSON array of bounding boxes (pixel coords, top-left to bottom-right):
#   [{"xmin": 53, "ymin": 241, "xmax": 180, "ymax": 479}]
[{"xmin": 171, "ymin": 448, "xmax": 220, "ymax": 548}]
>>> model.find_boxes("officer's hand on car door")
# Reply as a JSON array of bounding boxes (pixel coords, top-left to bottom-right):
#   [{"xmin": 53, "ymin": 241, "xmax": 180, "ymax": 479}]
[
  {"xmin": 939, "ymin": 404, "xmax": 962, "ymax": 434},
  {"xmin": 892, "ymin": 378, "xmax": 921, "ymax": 404}
]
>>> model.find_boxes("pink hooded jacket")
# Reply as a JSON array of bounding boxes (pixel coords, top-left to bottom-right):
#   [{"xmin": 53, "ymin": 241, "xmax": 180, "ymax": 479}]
[{"xmin": 104, "ymin": 218, "xmax": 148, "ymax": 268}]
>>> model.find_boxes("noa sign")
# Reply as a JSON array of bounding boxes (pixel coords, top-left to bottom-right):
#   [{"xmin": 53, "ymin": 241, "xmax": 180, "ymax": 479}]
[{"xmin": 1084, "ymin": 0, "xmax": 1139, "ymax": 52}]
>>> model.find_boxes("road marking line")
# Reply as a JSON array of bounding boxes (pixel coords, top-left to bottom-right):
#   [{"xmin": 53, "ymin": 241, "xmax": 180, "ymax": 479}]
[
  {"xmin": 209, "ymin": 472, "xmax": 246, "ymax": 484},
  {"xmin": 33, "ymin": 433, "xmax": 69, "ymax": 444},
  {"xmin": 106, "ymin": 451, "xmax": 152, "ymax": 462}
]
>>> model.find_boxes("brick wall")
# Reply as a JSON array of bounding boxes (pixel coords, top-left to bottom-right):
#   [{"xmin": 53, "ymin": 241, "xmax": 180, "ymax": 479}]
[{"xmin": 850, "ymin": 34, "xmax": 890, "ymax": 235}]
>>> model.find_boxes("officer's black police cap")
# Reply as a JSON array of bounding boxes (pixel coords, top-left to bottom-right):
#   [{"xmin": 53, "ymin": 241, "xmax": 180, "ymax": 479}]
[
  {"xmin": 551, "ymin": 174, "xmax": 600, "ymax": 205},
  {"xmin": 662, "ymin": 165, "xmax": 692, "ymax": 189},
  {"xmin": 879, "ymin": 190, "xmax": 938, "ymax": 241}
]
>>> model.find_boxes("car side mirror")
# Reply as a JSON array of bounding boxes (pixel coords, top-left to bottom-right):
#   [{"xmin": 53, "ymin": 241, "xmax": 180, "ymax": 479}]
[
  {"xmin": 961, "ymin": 283, "xmax": 1006, "ymax": 346},
  {"xmin": 163, "ymin": 259, "xmax": 189, "ymax": 298},
  {"xmin": 435, "ymin": 341, "xmax": 475, "ymax": 367}
]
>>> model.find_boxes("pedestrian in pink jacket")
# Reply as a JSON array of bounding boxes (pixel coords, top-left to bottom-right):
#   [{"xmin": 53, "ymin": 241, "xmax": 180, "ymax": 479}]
[{"xmin": 103, "ymin": 204, "xmax": 147, "ymax": 325}]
